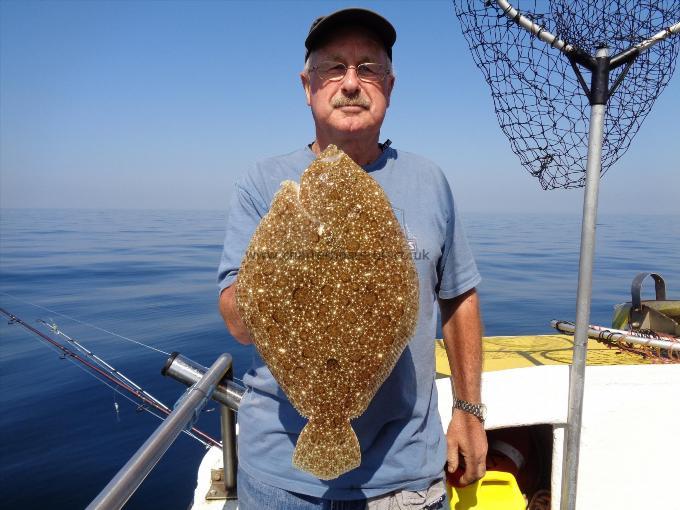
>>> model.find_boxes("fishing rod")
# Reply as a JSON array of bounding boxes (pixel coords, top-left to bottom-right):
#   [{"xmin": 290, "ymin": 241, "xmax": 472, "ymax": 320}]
[
  {"xmin": 0, "ymin": 291, "xmax": 170, "ymax": 355},
  {"xmin": 37, "ymin": 318, "xmax": 172, "ymax": 414},
  {"xmin": 552, "ymin": 319, "xmax": 680, "ymax": 358},
  {"xmin": 0, "ymin": 306, "xmax": 221, "ymax": 449}
]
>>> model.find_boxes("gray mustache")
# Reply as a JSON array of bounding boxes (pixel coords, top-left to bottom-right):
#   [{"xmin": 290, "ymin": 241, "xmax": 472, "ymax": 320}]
[{"xmin": 332, "ymin": 96, "xmax": 370, "ymax": 108}]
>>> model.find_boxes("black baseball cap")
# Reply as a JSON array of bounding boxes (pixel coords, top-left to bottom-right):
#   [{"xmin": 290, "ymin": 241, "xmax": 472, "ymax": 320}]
[{"xmin": 304, "ymin": 8, "xmax": 396, "ymax": 62}]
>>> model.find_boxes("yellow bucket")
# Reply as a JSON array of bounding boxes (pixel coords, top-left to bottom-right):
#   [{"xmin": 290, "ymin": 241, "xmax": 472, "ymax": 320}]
[{"xmin": 447, "ymin": 471, "xmax": 526, "ymax": 510}]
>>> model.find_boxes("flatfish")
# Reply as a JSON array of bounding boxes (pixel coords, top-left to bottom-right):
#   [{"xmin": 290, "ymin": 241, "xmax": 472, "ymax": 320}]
[{"xmin": 236, "ymin": 145, "xmax": 419, "ymax": 479}]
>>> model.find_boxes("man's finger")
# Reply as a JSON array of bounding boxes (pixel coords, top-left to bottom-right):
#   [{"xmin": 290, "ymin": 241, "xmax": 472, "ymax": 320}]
[
  {"xmin": 446, "ymin": 453, "xmax": 460, "ymax": 473},
  {"xmin": 458, "ymin": 460, "xmax": 486, "ymax": 486}
]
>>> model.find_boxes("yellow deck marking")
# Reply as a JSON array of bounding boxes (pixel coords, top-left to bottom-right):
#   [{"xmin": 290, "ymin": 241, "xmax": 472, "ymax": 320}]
[{"xmin": 435, "ymin": 334, "xmax": 654, "ymax": 376}]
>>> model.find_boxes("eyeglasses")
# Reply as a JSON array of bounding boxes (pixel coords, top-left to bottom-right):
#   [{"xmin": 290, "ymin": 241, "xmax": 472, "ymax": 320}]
[{"xmin": 309, "ymin": 61, "xmax": 391, "ymax": 83}]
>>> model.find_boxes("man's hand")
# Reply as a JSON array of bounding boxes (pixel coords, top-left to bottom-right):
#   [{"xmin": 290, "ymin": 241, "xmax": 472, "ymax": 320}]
[
  {"xmin": 219, "ymin": 279, "xmax": 254, "ymax": 345},
  {"xmin": 446, "ymin": 410, "xmax": 488, "ymax": 486}
]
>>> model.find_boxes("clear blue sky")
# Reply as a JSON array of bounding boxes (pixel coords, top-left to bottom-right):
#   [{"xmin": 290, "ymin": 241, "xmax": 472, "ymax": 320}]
[{"xmin": 1, "ymin": 0, "xmax": 678, "ymax": 214}]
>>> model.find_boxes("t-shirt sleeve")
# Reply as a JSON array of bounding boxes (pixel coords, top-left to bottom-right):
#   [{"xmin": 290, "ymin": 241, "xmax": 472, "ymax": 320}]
[
  {"xmin": 217, "ymin": 180, "xmax": 268, "ymax": 294},
  {"xmin": 436, "ymin": 189, "xmax": 481, "ymax": 299}
]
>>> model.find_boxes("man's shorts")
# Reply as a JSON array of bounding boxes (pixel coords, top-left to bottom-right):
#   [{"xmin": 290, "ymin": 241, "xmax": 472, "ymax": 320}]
[
  {"xmin": 365, "ymin": 479, "xmax": 447, "ymax": 510},
  {"xmin": 237, "ymin": 467, "xmax": 447, "ymax": 510}
]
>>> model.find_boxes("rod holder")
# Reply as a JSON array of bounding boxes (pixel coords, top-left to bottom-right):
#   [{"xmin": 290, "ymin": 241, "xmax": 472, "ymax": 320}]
[
  {"xmin": 163, "ymin": 352, "xmax": 243, "ymax": 500},
  {"xmin": 162, "ymin": 352, "xmax": 245, "ymax": 411}
]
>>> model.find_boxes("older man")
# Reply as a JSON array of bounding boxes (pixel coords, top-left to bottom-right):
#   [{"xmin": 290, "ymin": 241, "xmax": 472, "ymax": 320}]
[{"xmin": 218, "ymin": 8, "xmax": 487, "ymax": 510}]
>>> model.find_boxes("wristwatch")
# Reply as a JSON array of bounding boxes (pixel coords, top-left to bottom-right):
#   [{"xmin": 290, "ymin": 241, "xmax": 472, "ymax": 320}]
[{"xmin": 453, "ymin": 398, "xmax": 487, "ymax": 423}]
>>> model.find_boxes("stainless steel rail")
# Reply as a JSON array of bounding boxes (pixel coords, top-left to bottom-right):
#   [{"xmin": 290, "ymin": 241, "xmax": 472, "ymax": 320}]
[
  {"xmin": 220, "ymin": 404, "xmax": 238, "ymax": 494},
  {"xmin": 86, "ymin": 353, "xmax": 234, "ymax": 510}
]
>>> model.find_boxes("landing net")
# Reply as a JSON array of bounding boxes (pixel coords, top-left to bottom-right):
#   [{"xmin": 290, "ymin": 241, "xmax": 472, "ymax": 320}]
[{"xmin": 454, "ymin": 0, "xmax": 680, "ymax": 189}]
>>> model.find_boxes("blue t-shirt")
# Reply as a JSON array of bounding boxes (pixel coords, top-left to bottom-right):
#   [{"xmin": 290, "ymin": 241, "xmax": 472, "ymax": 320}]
[{"xmin": 217, "ymin": 146, "xmax": 480, "ymax": 499}]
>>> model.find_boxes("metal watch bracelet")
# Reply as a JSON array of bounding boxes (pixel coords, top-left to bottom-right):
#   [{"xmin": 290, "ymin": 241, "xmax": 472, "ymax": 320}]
[{"xmin": 453, "ymin": 398, "xmax": 487, "ymax": 423}]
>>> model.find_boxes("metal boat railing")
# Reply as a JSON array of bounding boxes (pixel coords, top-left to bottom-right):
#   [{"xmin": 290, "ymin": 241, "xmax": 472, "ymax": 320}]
[{"xmin": 87, "ymin": 352, "xmax": 245, "ymax": 510}]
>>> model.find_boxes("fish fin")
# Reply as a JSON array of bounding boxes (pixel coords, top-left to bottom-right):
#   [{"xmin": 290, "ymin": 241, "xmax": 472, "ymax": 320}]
[{"xmin": 292, "ymin": 419, "xmax": 360, "ymax": 480}]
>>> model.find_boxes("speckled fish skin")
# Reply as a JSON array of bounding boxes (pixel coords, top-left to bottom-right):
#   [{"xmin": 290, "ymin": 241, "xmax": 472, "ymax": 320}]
[{"xmin": 236, "ymin": 145, "xmax": 419, "ymax": 480}]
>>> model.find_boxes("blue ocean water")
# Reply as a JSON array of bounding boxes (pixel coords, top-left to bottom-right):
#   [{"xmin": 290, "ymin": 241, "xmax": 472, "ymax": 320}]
[{"xmin": 0, "ymin": 208, "xmax": 678, "ymax": 509}]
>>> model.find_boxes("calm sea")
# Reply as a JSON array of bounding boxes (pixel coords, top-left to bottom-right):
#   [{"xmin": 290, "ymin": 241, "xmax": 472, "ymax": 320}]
[{"xmin": 0, "ymin": 208, "xmax": 678, "ymax": 509}]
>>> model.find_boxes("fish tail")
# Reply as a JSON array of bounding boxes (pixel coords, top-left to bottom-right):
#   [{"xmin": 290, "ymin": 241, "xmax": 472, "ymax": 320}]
[{"xmin": 292, "ymin": 419, "xmax": 360, "ymax": 480}]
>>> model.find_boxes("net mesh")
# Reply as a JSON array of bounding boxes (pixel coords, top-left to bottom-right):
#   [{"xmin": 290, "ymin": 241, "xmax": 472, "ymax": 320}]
[{"xmin": 454, "ymin": 0, "xmax": 680, "ymax": 189}]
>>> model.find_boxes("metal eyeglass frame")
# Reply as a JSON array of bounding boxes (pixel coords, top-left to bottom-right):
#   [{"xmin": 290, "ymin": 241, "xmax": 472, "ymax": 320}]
[{"xmin": 309, "ymin": 61, "xmax": 391, "ymax": 83}]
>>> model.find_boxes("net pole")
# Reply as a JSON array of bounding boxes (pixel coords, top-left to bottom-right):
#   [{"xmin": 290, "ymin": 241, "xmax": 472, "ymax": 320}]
[
  {"xmin": 493, "ymin": 0, "xmax": 574, "ymax": 53},
  {"xmin": 560, "ymin": 46, "xmax": 609, "ymax": 510}
]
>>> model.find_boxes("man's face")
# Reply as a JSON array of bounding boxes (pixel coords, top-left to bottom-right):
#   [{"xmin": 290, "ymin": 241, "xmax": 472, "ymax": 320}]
[{"xmin": 301, "ymin": 27, "xmax": 395, "ymax": 140}]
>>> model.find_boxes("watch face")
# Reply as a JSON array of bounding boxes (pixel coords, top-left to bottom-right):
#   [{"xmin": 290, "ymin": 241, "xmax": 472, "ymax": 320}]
[{"xmin": 480, "ymin": 403, "xmax": 487, "ymax": 421}]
